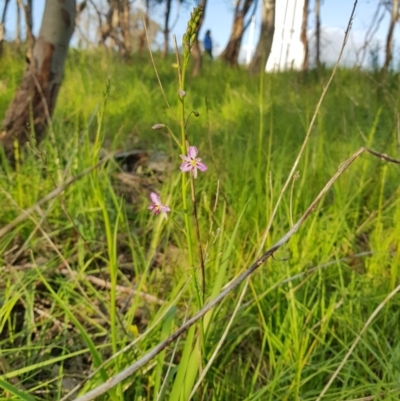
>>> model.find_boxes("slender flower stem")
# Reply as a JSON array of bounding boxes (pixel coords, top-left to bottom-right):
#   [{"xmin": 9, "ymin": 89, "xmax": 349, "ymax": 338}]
[
  {"xmin": 175, "ymin": 41, "xmax": 195, "ymax": 270},
  {"xmin": 189, "ymin": 172, "xmax": 205, "ymax": 301}
]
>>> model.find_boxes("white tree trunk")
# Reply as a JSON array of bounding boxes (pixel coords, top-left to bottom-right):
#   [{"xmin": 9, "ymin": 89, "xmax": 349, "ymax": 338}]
[{"xmin": 248, "ymin": 0, "xmax": 275, "ymax": 74}]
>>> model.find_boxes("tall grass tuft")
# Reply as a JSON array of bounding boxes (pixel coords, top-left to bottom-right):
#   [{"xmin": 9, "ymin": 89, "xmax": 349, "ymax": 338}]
[{"xmin": 0, "ymin": 18, "xmax": 400, "ymax": 400}]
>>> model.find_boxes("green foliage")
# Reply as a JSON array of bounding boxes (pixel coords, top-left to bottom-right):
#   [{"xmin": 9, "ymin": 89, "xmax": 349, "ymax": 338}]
[{"xmin": 0, "ymin": 48, "xmax": 400, "ymax": 400}]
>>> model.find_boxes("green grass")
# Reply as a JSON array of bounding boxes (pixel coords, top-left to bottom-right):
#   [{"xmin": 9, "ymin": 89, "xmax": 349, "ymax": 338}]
[{"xmin": 1, "ymin": 46, "xmax": 400, "ymax": 400}]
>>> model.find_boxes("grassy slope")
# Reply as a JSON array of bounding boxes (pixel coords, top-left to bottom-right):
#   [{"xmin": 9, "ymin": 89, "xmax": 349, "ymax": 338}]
[{"xmin": 0, "ymin": 47, "xmax": 400, "ymax": 400}]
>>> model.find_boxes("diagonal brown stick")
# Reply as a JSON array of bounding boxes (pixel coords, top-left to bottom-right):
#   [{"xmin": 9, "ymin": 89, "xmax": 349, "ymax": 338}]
[
  {"xmin": 60, "ymin": 268, "xmax": 165, "ymax": 305},
  {"xmin": 73, "ymin": 146, "xmax": 400, "ymax": 401},
  {"xmin": 0, "ymin": 154, "xmax": 114, "ymax": 239}
]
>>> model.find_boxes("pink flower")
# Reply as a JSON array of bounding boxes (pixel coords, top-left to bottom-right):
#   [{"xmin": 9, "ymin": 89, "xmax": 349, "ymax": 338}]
[
  {"xmin": 180, "ymin": 146, "xmax": 208, "ymax": 179},
  {"xmin": 148, "ymin": 192, "xmax": 171, "ymax": 219}
]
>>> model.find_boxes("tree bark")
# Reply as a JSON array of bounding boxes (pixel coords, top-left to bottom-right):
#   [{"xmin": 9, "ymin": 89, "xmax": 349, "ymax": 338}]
[
  {"xmin": 162, "ymin": 0, "xmax": 172, "ymax": 58},
  {"xmin": 16, "ymin": 1, "xmax": 21, "ymax": 46},
  {"xmin": 220, "ymin": 0, "xmax": 255, "ymax": 67},
  {"xmin": 138, "ymin": 0, "xmax": 150, "ymax": 54},
  {"xmin": 354, "ymin": 1, "xmax": 384, "ymax": 68},
  {"xmin": 314, "ymin": 0, "xmax": 321, "ymax": 68},
  {"xmin": 192, "ymin": 0, "xmax": 208, "ymax": 77},
  {"xmin": 120, "ymin": 0, "xmax": 131, "ymax": 61},
  {"xmin": 0, "ymin": 0, "xmax": 11, "ymax": 57},
  {"xmin": 383, "ymin": 0, "xmax": 399, "ymax": 73},
  {"xmin": 248, "ymin": 0, "xmax": 275, "ymax": 74},
  {"xmin": 16, "ymin": 0, "xmax": 35, "ymax": 60},
  {"xmin": 0, "ymin": 0, "xmax": 76, "ymax": 164},
  {"xmin": 100, "ymin": 1, "xmax": 119, "ymax": 47},
  {"xmin": 301, "ymin": 0, "xmax": 309, "ymax": 71}
]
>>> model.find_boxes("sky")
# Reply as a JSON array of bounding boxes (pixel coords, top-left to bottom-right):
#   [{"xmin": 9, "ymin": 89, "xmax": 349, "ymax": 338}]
[{"xmin": 1, "ymin": 0, "xmax": 396, "ymax": 68}]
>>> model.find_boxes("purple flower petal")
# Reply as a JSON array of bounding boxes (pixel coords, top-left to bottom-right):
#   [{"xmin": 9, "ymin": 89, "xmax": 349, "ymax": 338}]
[
  {"xmin": 160, "ymin": 205, "xmax": 170, "ymax": 219},
  {"xmin": 161, "ymin": 205, "xmax": 171, "ymax": 213},
  {"xmin": 180, "ymin": 162, "xmax": 192, "ymax": 172},
  {"xmin": 148, "ymin": 192, "xmax": 170, "ymax": 218},
  {"xmin": 150, "ymin": 192, "xmax": 160, "ymax": 204},
  {"xmin": 179, "ymin": 145, "xmax": 207, "ymax": 179},
  {"xmin": 196, "ymin": 162, "xmax": 208, "ymax": 171},
  {"xmin": 188, "ymin": 146, "xmax": 198, "ymax": 159}
]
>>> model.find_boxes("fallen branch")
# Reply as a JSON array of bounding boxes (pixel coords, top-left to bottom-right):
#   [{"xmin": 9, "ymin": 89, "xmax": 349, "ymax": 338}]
[
  {"xmin": 60, "ymin": 268, "xmax": 165, "ymax": 305},
  {"xmin": 73, "ymin": 146, "xmax": 400, "ymax": 401}
]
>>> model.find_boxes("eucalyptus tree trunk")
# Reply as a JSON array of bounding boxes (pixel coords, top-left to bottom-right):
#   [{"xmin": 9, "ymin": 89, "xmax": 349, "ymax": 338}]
[
  {"xmin": 100, "ymin": 0, "xmax": 118, "ymax": 47},
  {"xmin": 138, "ymin": 0, "xmax": 150, "ymax": 54},
  {"xmin": 221, "ymin": 0, "xmax": 255, "ymax": 66},
  {"xmin": 301, "ymin": 0, "xmax": 309, "ymax": 71},
  {"xmin": 314, "ymin": 0, "xmax": 321, "ymax": 68},
  {"xmin": 120, "ymin": 0, "xmax": 132, "ymax": 61},
  {"xmin": 16, "ymin": 0, "xmax": 34, "ymax": 60},
  {"xmin": 0, "ymin": 0, "xmax": 11, "ymax": 57},
  {"xmin": 16, "ymin": 1, "xmax": 21, "ymax": 46},
  {"xmin": 192, "ymin": 0, "xmax": 207, "ymax": 77},
  {"xmin": 248, "ymin": 0, "xmax": 275, "ymax": 74},
  {"xmin": 383, "ymin": 0, "xmax": 399, "ymax": 73},
  {"xmin": 162, "ymin": 0, "xmax": 172, "ymax": 58},
  {"xmin": 0, "ymin": 0, "xmax": 76, "ymax": 164}
]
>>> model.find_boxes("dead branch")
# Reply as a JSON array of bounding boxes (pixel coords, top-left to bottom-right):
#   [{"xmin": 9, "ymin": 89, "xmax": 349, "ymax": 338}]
[
  {"xmin": 72, "ymin": 146, "xmax": 400, "ymax": 401},
  {"xmin": 60, "ymin": 269, "xmax": 165, "ymax": 305},
  {"xmin": 355, "ymin": 0, "xmax": 385, "ymax": 67}
]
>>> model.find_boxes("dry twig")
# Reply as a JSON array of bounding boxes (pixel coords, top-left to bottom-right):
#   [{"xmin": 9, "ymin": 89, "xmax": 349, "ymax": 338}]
[
  {"xmin": 60, "ymin": 269, "xmax": 165, "ymax": 305},
  {"xmin": 73, "ymin": 146, "xmax": 400, "ymax": 401}
]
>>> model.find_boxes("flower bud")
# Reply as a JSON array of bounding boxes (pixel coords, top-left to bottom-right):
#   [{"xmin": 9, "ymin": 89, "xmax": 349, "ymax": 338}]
[{"xmin": 152, "ymin": 124, "xmax": 165, "ymax": 130}]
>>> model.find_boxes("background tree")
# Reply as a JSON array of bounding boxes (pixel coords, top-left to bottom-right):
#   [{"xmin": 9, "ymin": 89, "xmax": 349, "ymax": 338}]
[
  {"xmin": 131, "ymin": 7, "xmax": 160, "ymax": 53},
  {"xmin": 314, "ymin": 0, "xmax": 321, "ymax": 68},
  {"xmin": 15, "ymin": 0, "xmax": 21, "ymax": 46},
  {"xmin": 301, "ymin": 0, "xmax": 309, "ymax": 71},
  {"xmin": 191, "ymin": 0, "xmax": 208, "ymax": 76},
  {"xmin": 100, "ymin": 0, "xmax": 120, "ymax": 49},
  {"xmin": 248, "ymin": 0, "xmax": 275, "ymax": 74},
  {"xmin": 221, "ymin": 0, "xmax": 256, "ymax": 66},
  {"xmin": 0, "ymin": 0, "xmax": 76, "ymax": 164},
  {"xmin": 120, "ymin": 0, "xmax": 132, "ymax": 60},
  {"xmin": 383, "ymin": 0, "xmax": 399, "ymax": 73},
  {"xmin": 16, "ymin": 0, "xmax": 34, "ymax": 60},
  {"xmin": 137, "ymin": 0, "xmax": 150, "ymax": 54},
  {"xmin": 99, "ymin": 0, "xmax": 131, "ymax": 60},
  {"xmin": 162, "ymin": 0, "xmax": 172, "ymax": 57},
  {"xmin": 355, "ymin": 0, "xmax": 385, "ymax": 68},
  {"xmin": 0, "ymin": 0, "xmax": 11, "ymax": 57}
]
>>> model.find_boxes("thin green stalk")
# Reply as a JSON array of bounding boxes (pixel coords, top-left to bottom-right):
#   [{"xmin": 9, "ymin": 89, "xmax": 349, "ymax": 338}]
[
  {"xmin": 169, "ymin": 10, "xmax": 205, "ymax": 401},
  {"xmin": 257, "ymin": 65, "xmax": 265, "ymax": 173},
  {"xmin": 175, "ymin": 36, "xmax": 195, "ymax": 272},
  {"xmin": 189, "ymin": 174, "xmax": 205, "ymax": 300}
]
